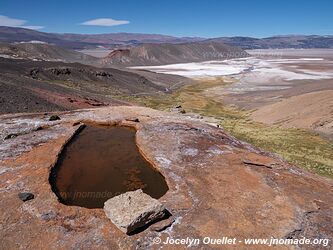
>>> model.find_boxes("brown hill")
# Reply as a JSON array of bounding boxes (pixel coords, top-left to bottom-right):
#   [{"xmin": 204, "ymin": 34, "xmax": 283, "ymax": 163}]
[
  {"xmin": 101, "ymin": 41, "xmax": 249, "ymax": 66},
  {"xmin": 0, "ymin": 42, "xmax": 98, "ymax": 64},
  {"xmin": 0, "ymin": 57, "xmax": 187, "ymax": 114}
]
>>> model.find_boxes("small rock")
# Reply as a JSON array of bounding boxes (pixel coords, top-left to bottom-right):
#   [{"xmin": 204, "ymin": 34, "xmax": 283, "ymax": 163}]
[
  {"xmin": 29, "ymin": 68, "xmax": 39, "ymax": 79},
  {"xmin": 49, "ymin": 115, "xmax": 61, "ymax": 121},
  {"xmin": 175, "ymin": 105, "xmax": 182, "ymax": 109},
  {"xmin": 104, "ymin": 189, "xmax": 167, "ymax": 234},
  {"xmin": 18, "ymin": 192, "xmax": 34, "ymax": 202},
  {"xmin": 179, "ymin": 109, "xmax": 186, "ymax": 114},
  {"xmin": 41, "ymin": 211, "xmax": 57, "ymax": 221},
  {"xmin": 4, "ymin": 133, "xmax": 17, "ymax": 140}
]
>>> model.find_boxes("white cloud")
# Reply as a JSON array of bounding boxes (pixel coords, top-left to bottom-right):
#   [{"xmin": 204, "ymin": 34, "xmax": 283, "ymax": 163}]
[
  {"xmin": 21, "ymin": 26, "xmax": 44, "ymax": 30},
  {"xmin": 0, "ymin": 15, "xmax": 25, "ymax": 26},
  {"xmin": 0, "ymin": 15, "xmax": 44, "ymax": 30},
  {"xmin": 81, "ymin": 18, "xmax": 129, "ymax": 27}
]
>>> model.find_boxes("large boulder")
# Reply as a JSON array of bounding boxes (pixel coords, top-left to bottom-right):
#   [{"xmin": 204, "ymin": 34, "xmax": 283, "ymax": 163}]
[{"xmin": 104, "ymin": 189, "xmax": 167, "ymax": 234}]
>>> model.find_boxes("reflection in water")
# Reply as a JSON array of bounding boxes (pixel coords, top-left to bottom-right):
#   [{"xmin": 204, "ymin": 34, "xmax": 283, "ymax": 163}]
[{"xmin": 50, "ymin": 125, "xmax": 168, "ymax": 208}]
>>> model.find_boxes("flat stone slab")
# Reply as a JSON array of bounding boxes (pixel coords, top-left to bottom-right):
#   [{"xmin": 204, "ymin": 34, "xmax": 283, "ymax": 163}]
[{"xmin": 103, "ymin": 189, "xmax": 166, "ymax": 234}]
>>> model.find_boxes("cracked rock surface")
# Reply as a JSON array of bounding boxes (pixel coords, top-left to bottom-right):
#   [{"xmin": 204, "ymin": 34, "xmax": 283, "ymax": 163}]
[{"xmin": 0, "ymin": 106, "xmax": 332, "ymax": 249}]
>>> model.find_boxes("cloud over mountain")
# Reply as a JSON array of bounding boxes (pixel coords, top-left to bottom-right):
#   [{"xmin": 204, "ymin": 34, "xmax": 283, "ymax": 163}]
[
  {"xmin": 0, "ymin": 15, "xmax": 44, "ymax": 30},
  {"xmin": 81, "ymin": 18, "xmax": 129, "ymax": 27}
]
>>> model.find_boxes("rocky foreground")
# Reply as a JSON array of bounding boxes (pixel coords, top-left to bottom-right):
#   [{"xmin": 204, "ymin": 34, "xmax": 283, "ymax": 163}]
[{"xmin": 0, "ymin": 106, "xmax": 332, "ymax": 249}]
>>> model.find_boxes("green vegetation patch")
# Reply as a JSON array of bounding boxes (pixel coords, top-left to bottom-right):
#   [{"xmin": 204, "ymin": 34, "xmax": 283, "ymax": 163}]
[{"xmin": 120, "ymin": 78, "xmax": 333, "ymax": 178}]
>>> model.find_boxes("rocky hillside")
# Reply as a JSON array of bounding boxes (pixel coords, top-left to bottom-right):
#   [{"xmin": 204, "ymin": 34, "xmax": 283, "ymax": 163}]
[
  {"xmin": 0, "ymin": 57, "xmax": 188, "ymax": 114},
  {"xmin": 0, "ymin": 106, "xmax": 332, "ymax": 248},
  {"xmin": 101, "ymin": 41, "xmax": 249, "ymax": 66},
  {"xmin": 0, "ymin": 42, "xmax": 98, "ymax": 64}
]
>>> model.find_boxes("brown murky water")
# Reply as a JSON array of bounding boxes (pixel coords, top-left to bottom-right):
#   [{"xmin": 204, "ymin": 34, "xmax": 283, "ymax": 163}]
[{"xmin": 50, "ymin": 125, "xmax": 168, "ymax": 208}]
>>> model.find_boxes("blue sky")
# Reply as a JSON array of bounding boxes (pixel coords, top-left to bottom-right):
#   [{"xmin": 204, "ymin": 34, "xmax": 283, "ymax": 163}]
[{"xmin": 0, "ymin": 0, "xmax": 332, "ymax": 37}]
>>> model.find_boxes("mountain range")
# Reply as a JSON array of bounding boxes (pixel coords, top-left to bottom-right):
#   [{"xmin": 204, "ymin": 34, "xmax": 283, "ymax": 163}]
[
  {"xmin": 1, "ymin": 26, "xmax": 332, "ymax": 49},
  {"xmin": 207, "ymin": 35, "xmax": 333, "ymax": 49},
  {"xmin": 0, "ymin": 26, "xmax": 203, "ymax": 49}
]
